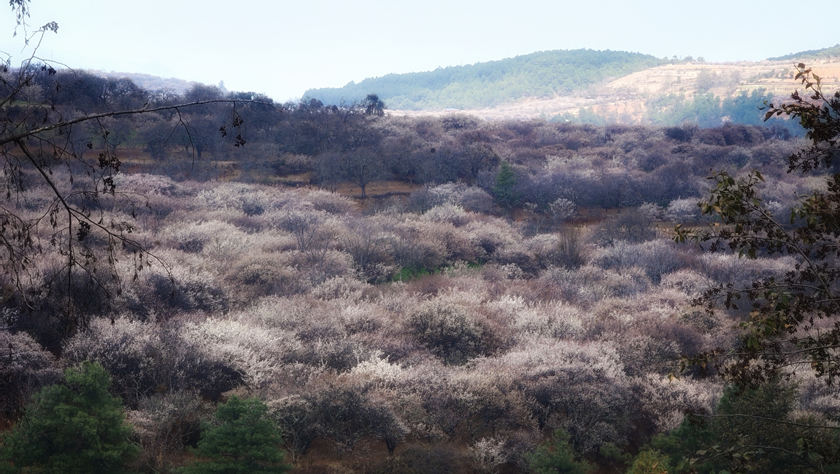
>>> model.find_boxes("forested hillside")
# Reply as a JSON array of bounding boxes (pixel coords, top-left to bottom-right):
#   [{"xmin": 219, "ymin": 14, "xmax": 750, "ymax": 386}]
[
  {"xmin": 768, "ymin": 43, "xmax": 840, "ymax": 61},
  {"xmin": 301, "ymin": 45, "xmax": 840, "ymax": 128},
  {"xmin": 303, "ymin": 49, "xmax": 665, "ymax": 109}
]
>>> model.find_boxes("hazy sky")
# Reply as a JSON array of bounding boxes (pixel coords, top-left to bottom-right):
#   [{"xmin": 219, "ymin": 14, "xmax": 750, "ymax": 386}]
[{"xmin": 2, "ymin": 0, "xmax": 838, "ymax": 101}]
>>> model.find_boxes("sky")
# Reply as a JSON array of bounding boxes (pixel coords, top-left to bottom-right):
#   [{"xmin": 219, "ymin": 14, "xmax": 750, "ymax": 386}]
[{"xmin": 2, "ymin": 0, "xmax": 839, "ymax": 102}]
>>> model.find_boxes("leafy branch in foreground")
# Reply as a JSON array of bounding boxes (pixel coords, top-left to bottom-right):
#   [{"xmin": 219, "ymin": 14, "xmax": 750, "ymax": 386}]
[
  {"xmin": 675, "ymin": 64, "xmax": 840, "ymax": 386},
  {"xmin": 1, "ymin": 15, "xmax": 269, "ymax": 340}
]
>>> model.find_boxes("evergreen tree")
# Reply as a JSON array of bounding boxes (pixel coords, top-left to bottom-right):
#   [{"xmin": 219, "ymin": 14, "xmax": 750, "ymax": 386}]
[
  {"xmin": 647, "ymin": 381, "xmax": 840, "ymax": 473},
  {"xmin": 0, "ymin": 361, "xmax": 138, "ymax": 474},
  {"xmin": 492, "ymin": 161, "xmax": 520, "ymax": 209},
  {"xmin": 179, "ymin": 396, "xmax": 289, "ymax": 474}
]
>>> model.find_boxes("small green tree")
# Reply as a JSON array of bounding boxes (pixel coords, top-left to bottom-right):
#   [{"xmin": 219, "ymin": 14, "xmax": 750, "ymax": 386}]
[
  {"xmin": 179, "ymin": 396, "xmax": 289, "ymax": 474},
  {"xmin": 0, "ymin": 361, "xmax": 138, "ymax": 474},
  {"xmin": 526, "ymin": 429, "xmax": 591, "ymax": 474},
  {"xmin": 649, "ymin": 381, "xmax": 840, "ymax": 473},
  {"xmin": 492, "ymin": 161, "xmax": 520, "ymax": 209}
]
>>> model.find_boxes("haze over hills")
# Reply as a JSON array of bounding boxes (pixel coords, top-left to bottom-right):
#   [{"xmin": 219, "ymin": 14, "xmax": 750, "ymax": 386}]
[{"xmin": 87, "ymin": 70, "xmax": 203, "ymax": 96}]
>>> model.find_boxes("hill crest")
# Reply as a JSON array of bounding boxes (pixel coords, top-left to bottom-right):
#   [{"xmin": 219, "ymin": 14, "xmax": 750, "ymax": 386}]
[{"xmin": 303, "ymin": 49, "xmax": 666, "ymax": 110}]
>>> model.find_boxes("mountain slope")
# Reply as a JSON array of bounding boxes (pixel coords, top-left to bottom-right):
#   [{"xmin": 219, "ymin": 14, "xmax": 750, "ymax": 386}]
[
  {"xmin": 303, "ymin": 49, "xmax": 665, "ymax": 110},
  {"xmin": 393, "ymin": 59, "xmax": 840, "ymax": 125}
]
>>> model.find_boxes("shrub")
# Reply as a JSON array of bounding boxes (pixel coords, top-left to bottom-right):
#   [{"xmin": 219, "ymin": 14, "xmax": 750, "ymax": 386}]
[
  {"xmin": 492, "ymin": 240, "xmax": 539, "ymax": 275},
  {"xmin": 179, "ymin": 396, "xmax": 289, "ymax": 474},
  {"xmin": 407, "ymin": 301, "xmax": 497, "ymax": 364},
  {"xmin": 304, "ymin": 188, "xmax": 356, "ymax": 214},
  {"xmin": 590, "ymin": 239, "xmax": 690, "ymax": 283},
  {"xmin": 273, "ymin": 389, "xmax": 406, "ymax": 455},
  {"xmin": 274, "ymin": 210, "xmax": 332, "ymax": 253},
  {"xmin": 63, "ymin": 318, "xmax": 161, "ymax": 405},
  {"xmin": 534, "ymin": 265, "xmax": 651, "ymax": 305},
  {"xmin": 391, "ymin": 232, "xmax": 446, "ymax": 273},
  {"xmin": 145, "ymin": 266, "xmax": 229, "ymax": 314},
  {"xmin": 630, "ymin": 375, "xmax": 720, "ymax": 437},
  {"xmin": 12, "ymin": 267, "xmax": 113, "ymax": 352},
  {"xmin": 340, "ymin": 222, "xmax": 398, "ymax": 282},
  {"xmin": 665, "ymin": 197, "xmax": 703, "ymax": 222},
  {"xmin": 179, "ymin": 318, "xmax": 289, "ymax": 389},
  {"xmin": 269, "ymin": 395, "xmax": 317, "ymax": 457},
  {"xmin": 548, "ymin": 197, "xmax": 576, "ymax": 223},
  {"xmin": 128, "ymin": 391, "xmax": 205, "ymax": 473},
  {"xmin": 490, "ymin": 340, "xmax": 632, "ymax": 452},
  {"xmin": 422, "ymin": 203, "xmax": 472, "ymax": 227},
  {"xmin": 64, "ymin": 318, "xmax": 243, "ymax": 404},
  {"xmin": 194, "ymin": 183, "xmax": 281, "ymax": 216},
  {"xmin": 0, "ymin": 330, "xmax": 60, "ymax": 418},
  {"xmin": 499, "ymin": 298, "xmax": 584, "ymax": 340},
  {"xmin": 526, "ymin": 429, "xmax": 591, "ymax": 474},
  {"xmin": 286, "ymin": 337, "xmax": 361, "ymax": 371},
  {"xmin": 225, "ymin": 255, "xmax": 302, "ymax": 300},
  {"xmin": 470, "ymin": 437, "xmax": 509, "ymax": 472},
  {"xmin": 529, "ymin": 232, "xmax": 585, "ymax": 269},
  {"xmin": 0, "ymin": 362, "xmax": 138, "ymax": 473},
  {"xmin": 408, "ymin": 183, "xmax": 494, "ymax": 214},
  {"xmin": 464, "ymin": 218, "xmax": 519, "ymax": 257},
  {"xmin": 592, "ymin": 208, "xmax": 658, "ymax": 245},
  {"xmin": 664, "ymin": 126, "xmax": 695, "ymax": 142},
  {"xmin": 627, "ymin": 449, "xmax": 670, "ymax": 474}
]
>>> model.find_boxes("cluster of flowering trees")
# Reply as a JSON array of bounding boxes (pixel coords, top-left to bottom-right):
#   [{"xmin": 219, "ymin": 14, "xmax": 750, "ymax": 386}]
[
  {"xmin": 3, "ymin": 3, "xmax": 839, "ymax": 471},
  {"xmin": 4, "ymin": 166, "xmax": 825, "ymax": 470}
]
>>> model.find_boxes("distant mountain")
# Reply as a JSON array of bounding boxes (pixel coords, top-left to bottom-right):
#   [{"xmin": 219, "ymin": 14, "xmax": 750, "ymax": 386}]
[
  {"xmin": 81, "ymin": 44, "xmax": 840, "ymax": 128},
  {"xmin": 378, "ymin": 53, "xmax": 840, "ymax": 127},
  {"xmin": 769, "ymin": 44, "xmax": 840, "ymax": 61},
  {"xmin": 303, "ymin": 49, "xmax": 666, "ymax": 110}
]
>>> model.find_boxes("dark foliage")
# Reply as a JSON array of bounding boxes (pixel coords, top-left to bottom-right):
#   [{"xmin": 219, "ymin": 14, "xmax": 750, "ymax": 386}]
[
  {"xmin": 179, "ymin": 396, "xmax": 289, "ymax": 474},
  {"xmin": 0, "ymin": 362, "xmax": 138, "ymax": 473}
]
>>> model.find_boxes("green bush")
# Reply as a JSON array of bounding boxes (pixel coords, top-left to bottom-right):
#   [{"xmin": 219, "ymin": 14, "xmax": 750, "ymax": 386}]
[
  {"xmin": 179, "ymin": 396, "xmax": 289, "ymax": 474},
  {"xmin": 526, "ymin": 429, "xmax": 591, "ymax": 474},
  {"xmin": 627, "ymin": 449, "xmax": 670, "ymax": 474},
  {"xmin": 0, "ymin": 361, "xmax": 138, "ymax": 474}
]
